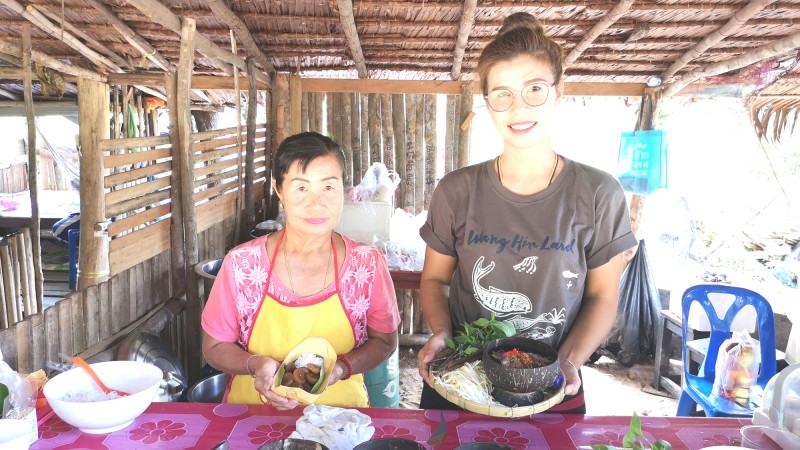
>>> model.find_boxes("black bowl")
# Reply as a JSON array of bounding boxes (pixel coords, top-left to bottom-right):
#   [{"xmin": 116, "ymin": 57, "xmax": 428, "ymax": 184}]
[
  {"xmin": 454, "ymin": 444, "xmax": 513, "ymax": 450},
  {"xmin": 353, "ymin": 438, "xmax": 426, "ymax": 449},
  {"xmin": 258, "ymin": 438, "xmax": 329, "ymax": 450},
  {"xmin": 482, "ymin": 336, "xmax": 559, "ymax": 393},
  {"xmin": 491, "ymin": 385, "xmax": 544, "ymax": 407}
]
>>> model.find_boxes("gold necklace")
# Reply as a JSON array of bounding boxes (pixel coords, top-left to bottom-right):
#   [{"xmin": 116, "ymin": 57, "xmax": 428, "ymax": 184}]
[
  {"xmin": 496, "ymin": 152, "xmax": 559, "ymax": 187},
  {"xmin": 284, "ymin": 237, "xmax": 332, "ymax": 295}
]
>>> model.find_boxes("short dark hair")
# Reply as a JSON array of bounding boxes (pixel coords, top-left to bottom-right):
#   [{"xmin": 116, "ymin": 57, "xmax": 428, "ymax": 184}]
[
  {"xmin": 476, "ymin": 12, "xmax": 564, "ymax": 96},
  {"xmin": 273, "ymin": 132, "xmax": 346, "ymax": 190}
]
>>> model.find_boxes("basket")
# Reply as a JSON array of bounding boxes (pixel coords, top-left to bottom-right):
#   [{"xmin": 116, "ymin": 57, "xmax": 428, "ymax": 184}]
[{"xmin": 429, "ymin": 367, "xmax": 565, "ymax": 418}]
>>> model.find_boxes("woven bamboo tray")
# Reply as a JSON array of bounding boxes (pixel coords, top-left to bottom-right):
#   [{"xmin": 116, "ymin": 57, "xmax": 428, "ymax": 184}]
[{"xmin": 430, "ymin": 367, "xmax": 565, "ymax": 418}]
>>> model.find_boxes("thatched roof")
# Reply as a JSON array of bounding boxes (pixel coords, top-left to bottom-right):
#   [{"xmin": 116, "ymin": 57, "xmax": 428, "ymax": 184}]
[{"xmin": 1, "ymin": 0, "xmax": 799, "ymax": 135}]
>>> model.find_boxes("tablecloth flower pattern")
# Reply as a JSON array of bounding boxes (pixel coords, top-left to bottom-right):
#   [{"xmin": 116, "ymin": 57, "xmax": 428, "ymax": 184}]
[{"xmin": 128, "ymin": 420, "xmax": 187, "ymax": 444}]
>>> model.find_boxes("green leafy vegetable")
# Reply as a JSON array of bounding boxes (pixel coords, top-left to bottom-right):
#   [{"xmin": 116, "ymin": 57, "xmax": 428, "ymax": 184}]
[
  {"xmin": 443, "ymin": 313, "xmax": 516, "ymax": 358},
  {"xmin": 590, "ymin": 413, "xmax": 672, "ymax": 450}
]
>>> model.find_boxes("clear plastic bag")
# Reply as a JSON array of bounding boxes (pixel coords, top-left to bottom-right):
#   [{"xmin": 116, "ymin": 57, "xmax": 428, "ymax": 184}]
[
  {"xmin": 712, "ymin": 330, "xmax": 761, "ymax": 407},
  {"xmin": 0, "ymin": 349, "xmax": 36, "ymax": 420},
  {"xmin": 347, "ymin": 163, "xmax": 400, "ymax": 204}
]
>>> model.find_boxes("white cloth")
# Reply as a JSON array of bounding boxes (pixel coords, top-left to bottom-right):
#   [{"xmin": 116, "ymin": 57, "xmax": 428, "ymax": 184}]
[{"xmin": 289, "ymin": 404, "xmax": 375, "ymax": 450}]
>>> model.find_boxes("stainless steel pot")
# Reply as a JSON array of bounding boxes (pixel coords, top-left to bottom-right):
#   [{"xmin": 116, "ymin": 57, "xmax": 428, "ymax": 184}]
[{"xmin": 117, "ymin": 332, "xmax": 187, "ymax": 402}]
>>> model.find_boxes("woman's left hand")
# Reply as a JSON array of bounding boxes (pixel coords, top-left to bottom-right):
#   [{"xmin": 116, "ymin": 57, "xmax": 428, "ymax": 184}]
[
  {"xmin": 251, "ymin": 356, "xmax": 300, "ymax": 410},
  {"xmin": 560, "ymin": 359, "xmax": 581, "ymax": 396}
]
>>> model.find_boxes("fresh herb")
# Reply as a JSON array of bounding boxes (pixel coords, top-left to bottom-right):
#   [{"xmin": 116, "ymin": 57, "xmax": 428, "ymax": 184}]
[
  {"xmin": 590, "ymin": 413, "xmax": 672, "ymax": 450},
  {"xmin": 433, "ymin": 314, "xmax": 516, "ymax": 373},
  {"xmin": 444, "ymin": 314, "xmax": 516, "ymax": 357}
]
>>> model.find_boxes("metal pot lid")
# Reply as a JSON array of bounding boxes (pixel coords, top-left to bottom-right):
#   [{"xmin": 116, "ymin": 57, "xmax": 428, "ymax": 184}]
[{"xmin": 117, "ymin": 332, "xmax": 187, "ymax": 384}]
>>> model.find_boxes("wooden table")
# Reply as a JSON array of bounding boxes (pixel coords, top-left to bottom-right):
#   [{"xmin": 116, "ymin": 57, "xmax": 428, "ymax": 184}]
[{"xmin": 32, "ymin": 402, "xmax": 751, "ymax": 449}]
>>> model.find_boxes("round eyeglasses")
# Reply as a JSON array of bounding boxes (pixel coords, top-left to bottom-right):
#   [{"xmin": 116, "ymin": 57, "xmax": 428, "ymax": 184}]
[{"xmin": 484, "ymin": 81, "xmax": 556, "ymax": 112}]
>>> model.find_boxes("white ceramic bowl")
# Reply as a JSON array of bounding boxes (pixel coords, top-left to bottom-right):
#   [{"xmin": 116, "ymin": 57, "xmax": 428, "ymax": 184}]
[
  {"xmin": 0, "ymin": 419, "xmax": 31, "ymax": 450},
  {"xmin": 43, "ymin": 360, "xmax": 162, "ymax": 434}
]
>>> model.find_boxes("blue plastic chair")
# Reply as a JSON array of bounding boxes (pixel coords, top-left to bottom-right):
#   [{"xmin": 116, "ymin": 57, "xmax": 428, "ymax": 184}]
[{"xmin": 676, "ymin": 284, "xmax": 776, "ymax": 417}]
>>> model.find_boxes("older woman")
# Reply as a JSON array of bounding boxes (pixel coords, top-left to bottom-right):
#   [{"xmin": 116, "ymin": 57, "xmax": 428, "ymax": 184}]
[{"xmin": 202, "ymin": 132, "xmax": 400, "ymax": 409}]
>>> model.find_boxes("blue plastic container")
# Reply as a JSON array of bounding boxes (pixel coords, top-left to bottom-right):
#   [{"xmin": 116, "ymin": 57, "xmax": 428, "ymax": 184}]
[{"xmin": 364, "ymin": 347, "xmax": 399, "ymax": 408}]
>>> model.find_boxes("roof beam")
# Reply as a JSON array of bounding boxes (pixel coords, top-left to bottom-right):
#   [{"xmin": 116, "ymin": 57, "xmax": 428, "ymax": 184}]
[
  {"xmin": 336, "ymin": 0, "xmax": 368, "ymax": 78},
  {"xmin": 565, "ymin": 0, "xmax": 636, "ymax": 65},
  {"xmin": 124, "ymin": 0, "xmax": 269, "ymax": 85},
  {"xmin": 661, "ymin": 0, "xmax": 777, "ymax": 81},
  {"xmin": 0, "ymin": 39, "xmax": 107, "ymax": 82},
  {"xmin": 451, "ymin": 0, "xmax": 477, "ymax": 80},
  {"xmin": 664, "ymin": 30, "xmax": 800, "ymax": 96},
  {"xmin": 85, "ymin": 0, "xmax": 174, "ymax": 72},
  {"xmin": 32, "ymin": 4, "xmax": 133, "ymax": 71},
  {"xmin": 0, "ymin": 0, "xmax": 123, "ymax": 73},
  {"xmin": 206, "ymin": 0, "xmax": 275, "ymax": 78}
]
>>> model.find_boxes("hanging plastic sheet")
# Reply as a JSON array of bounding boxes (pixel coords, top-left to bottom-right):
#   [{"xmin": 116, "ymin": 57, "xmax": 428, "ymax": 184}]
[
  {"xmin": 616, "ymin": 130, "xmax": 668, "ymax": 195},
  {"xmin": 604, "ymin": 239, "xmax": 661, "ymax": 367}
]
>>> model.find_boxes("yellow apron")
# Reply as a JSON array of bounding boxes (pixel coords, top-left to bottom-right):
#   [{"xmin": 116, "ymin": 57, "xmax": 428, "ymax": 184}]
[{"xmin": 226, "ymin": 231, "xmax": 369, "ymax": 407}]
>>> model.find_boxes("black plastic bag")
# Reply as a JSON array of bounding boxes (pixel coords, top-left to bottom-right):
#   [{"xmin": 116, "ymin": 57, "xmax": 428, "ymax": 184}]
[{"xmin": 603, "ymin": 239, "xmax": 661, "ymax": 367}]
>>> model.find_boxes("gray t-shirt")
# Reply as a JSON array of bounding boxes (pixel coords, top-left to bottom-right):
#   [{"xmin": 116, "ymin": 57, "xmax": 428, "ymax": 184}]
[{"xmin": 420, "ymin": 157, "xmax": 638, "ymax": 348}]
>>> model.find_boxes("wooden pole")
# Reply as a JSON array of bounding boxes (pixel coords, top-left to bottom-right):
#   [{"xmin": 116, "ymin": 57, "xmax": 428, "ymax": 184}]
[
  {"xmin": 414, "ymin": 95, "xmax": 424, "ymax": 214},
  {"xmin": 368, "ymin": 93, "xmax": 381, "ymax": 166},
  {"xmin": 21, "ymin": 24, "xmax": 43, "ymax": 306},
  {"xmin": 15, "ymin": 233, "xmax": 31, "ymax": 317},
  {"xmin": 360, "ymin": 94, "xmax": 369, "ymax": 176},
  {"xmin": 301, "ymin": 92, "xmax": 310, "ymax": 133},
  {"xmin": 77, "ymin": 77, "xmax": 111, "ymax": 289},
  {"xmin": 380, "ymin": 94, "xmax": 394, "ymax": 171},
  {"xmin": 391, "ymin": 94, "xmax": 406, "ymax": 203},
  {"xmin": 231, "ymin": 31, "xmax": 243, "ymax": 246},
  {"xmin": 444, "ymin": 96, "xmax": 457, "ymax": 174},
  {"xmin": 350, "ymin": 93, "xmax": 361, "ymax": 186},
  {"xmin": 457, "ymin": 81, "xmax": 474, "ymax": 169},
  {"xmin": 244, "ymin": 57, "xmax": 258, "ymax": 233},
  {"xmin": 341, "ymin": 93, "xmax": 353, "ymax": 187},
  {"xmin": 424, "ymin": 94, "xmax": 437, "ymax": 210},
  {"xmin": 404, "ymin": 94, "xmax": 417, "ymax": 212},
  {"xmin": 165, "ymin": 73, "xmax": 185, "ymax": 297},
  {"xmin": 268, "ymin": 74, "xmax": 290, "ymax": 219},
  {"xmin": 312, "ymin": 92, "xmax": 323, "ymax": 133},
  {"xmin": 289, "ymin": 75, "xmax": 302, "ymax": 135},
  {"xmin": 326, "ymin": 93, "xmax": 335, "ymax": 141},
  {"xmin": 22, "ymin": 229, "xmax": 38, "ymax": 313},
  {"xmin": 177, "ymin": 17, "xmax": 201, "ymax": 384},
  {"xmin": 122, "ymin": 85, "xmax": 130, "ymax": 139},
  {"xmin": 112, "ymin": 85, "xmax": 120, "ymax": 139}
]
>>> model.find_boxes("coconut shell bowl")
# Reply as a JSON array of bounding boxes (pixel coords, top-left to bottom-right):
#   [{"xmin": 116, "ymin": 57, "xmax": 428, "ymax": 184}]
[{"xmin": 482, "ymin": 336, "xmax": 560, "ymax": 398}]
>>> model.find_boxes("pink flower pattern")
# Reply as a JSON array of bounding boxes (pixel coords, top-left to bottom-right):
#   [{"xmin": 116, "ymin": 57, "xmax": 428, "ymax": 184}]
[
  {"xmin": 246, "ymin": 422, "xmax": 292, "ymax": 445},
  {"xmin": 588, "ymin": 430, "xmax": 625, "ymax": 447},
  {"xmin": 374, "ymin": 424, "xmax": 417, "ymax": 441},
  {"xmin": 128, "ymin": 420, "xmax": 187, "ymax": 444},
  {"xmin": 38, "ymin": 418, "xmax": 73, "ymax": 439},
  {"xmin": 474, "ymin": 427, "xmax": 530, "ymax": 450},
  {"xmin": 701, "ymin": 433, "xmax": 742, "ymax": 447},
  {"xmin": 229, "ymin": 238, "xmax": 379, "ymax": 347}
]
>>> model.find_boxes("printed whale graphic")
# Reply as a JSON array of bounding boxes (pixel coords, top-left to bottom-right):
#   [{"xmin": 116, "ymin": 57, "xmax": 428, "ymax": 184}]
[
  {"xmin": 472, "ymin": 256, "xmax": 532, "ymax": 317},
  {"xmin": 506, "ymin": 308, "xmax": 566, "ymax": 337}
]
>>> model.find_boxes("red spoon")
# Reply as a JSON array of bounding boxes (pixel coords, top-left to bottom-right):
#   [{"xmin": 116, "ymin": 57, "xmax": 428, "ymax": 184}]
[{"xmin": 70, "ymin": 356, "xmax": 130, "ymax": 397}]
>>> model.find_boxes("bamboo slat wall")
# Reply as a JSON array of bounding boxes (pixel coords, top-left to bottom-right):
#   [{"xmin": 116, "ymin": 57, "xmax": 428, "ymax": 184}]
[
  {"xmin": 102, "ymin": 124, "xmax": 267, "ymax": 277},
  {"xmin": 0, "ymin": 228, "xmax": 37, "ymax": 329},
  {"xmin": 0, "ymin": 249, "xmax": 175, "ymax": 375}
]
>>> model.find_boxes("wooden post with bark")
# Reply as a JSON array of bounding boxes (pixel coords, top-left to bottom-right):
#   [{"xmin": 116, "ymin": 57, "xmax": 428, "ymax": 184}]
[
  {"xmin": 21, "ymin": 24, "xmax": 42, "ymax": 308},
  {"xmin": 424, "ymin": 94, "xmax": 437, "ymax": 209},
  {"xmin": 290, "ymin": 75, "xmax": 302, "ymax": 135},
  {"xmin": 458, "ymin": 82, "xmax": 474, "ymax": 169},
  {"xmin": 392, "ymin": 94, "xmax": 406, "ymax": 202},
  {"xmin": 244, "ymin": 58, "xmax": 258, "ymax": 234},
  {"xmin": 341, "ymin": 94, "xmax": 353, "ymax": 186},
  {"xmin": 368, "ymin": 93, "xmax": 381, "ymax": 166},
  {"xmin": 359, "ymin": 94, "xmax": 369, "ymax": 176},
  {"xmin": 165, "ymin": 73, "xmax": 185, "ymax": 296},
  {"xmin": 444, "ymin": 96, "xmax": 458, "ymax": 174},
  {"xmin": 268, "ymin": 74, "xmax": 290, "ymax": 219},
  {"xmin": 350, "ymin": 93, "xmax": 361, "ymax": 185},
  {"xmin": 404, "ymin": 94, "xmax": 417, "ymax": 212},
  {"xmin": 380, "ymin": 94, "xmax": 394, "ymax": 171},
  {"xmin": 176, "ymin": 17, "xmax": 201, "ymax": 384},
  {"xmin": 414, "ymin": 95, "xmax": 424, "ymax": 215},
  {"xmin": 77, "ymin": 78, "xmax": 111, "ymax": 290}
]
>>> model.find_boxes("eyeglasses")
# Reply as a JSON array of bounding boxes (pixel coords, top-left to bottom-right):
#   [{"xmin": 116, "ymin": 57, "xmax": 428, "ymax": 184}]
[{"xmin": 484, "ymin": 81, "xmax": 556, "ymax": 112}]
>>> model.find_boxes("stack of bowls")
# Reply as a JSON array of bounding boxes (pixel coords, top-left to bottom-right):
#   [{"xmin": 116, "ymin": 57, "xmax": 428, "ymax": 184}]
[{"xmin": 482, "ymin": 336, "xmax": 560, "ymax": 407}]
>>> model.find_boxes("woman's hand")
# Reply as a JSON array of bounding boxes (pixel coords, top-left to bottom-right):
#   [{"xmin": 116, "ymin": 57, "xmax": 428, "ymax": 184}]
[
  {"xmin": 251, "ymin": 355, "xmax": 300, "ymax": 410},
  {"xmin": 560, "ymin": 358, "xmax": 581, "ymax": 396},
  {"xmin": 327, "ymin": 359, "xmax": 348, "ymax": 386},
  {"xmin": 418, "ymin": 331, "xmax": 449, "ymax": 386}
]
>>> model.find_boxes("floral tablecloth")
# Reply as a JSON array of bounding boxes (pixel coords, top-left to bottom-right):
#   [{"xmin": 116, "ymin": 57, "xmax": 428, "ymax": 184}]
[{"xmin": 31, "ymin": 402, "xmax": 748, "ymax": 449}]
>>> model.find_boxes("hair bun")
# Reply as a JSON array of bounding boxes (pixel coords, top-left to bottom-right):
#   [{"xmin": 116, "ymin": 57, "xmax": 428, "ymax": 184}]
[{"xmin": 498, "ymin": 12, "xmax": 544, "ymax": 36}]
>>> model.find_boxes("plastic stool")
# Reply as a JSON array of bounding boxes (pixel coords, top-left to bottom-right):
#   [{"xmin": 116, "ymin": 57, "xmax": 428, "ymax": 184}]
[{"xmin": 68, "ymin": 229, "xmax": 80, "ymax": 290}]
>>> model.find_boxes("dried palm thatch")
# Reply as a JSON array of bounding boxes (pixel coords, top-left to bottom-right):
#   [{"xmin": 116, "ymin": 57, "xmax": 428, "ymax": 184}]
[{"xmin": 748, "ymin": 60, "xmax": 800, "ymax": 142}]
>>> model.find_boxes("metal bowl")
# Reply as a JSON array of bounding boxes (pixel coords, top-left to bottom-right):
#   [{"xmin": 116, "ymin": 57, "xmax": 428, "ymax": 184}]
[
  {"xmin": 482, "ymin": 337, "xmax": 560, "ymax": 393},
  {"xmin": 117, "ymin": 332, "xmax": 186, "ymax": 402},
  {"xmin": 258, "ymin": 439, "xmax": 329, "ymax": 450},
  {"xmin": 187, "ymin": 373, "xmax": 230, "ymax": 403},
  {"xmin": 353, "ymin": 438, "xmax": 426, "ymax": 449}
]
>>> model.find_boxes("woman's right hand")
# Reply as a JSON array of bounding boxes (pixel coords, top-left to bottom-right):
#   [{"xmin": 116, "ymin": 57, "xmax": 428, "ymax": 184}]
[
  {"xmin": 251, "ymin": 355, "xmax": 300, "ymax": 410},
  {"xmin": 418, "ymin": 331, "xmax": 449, "ymax": 386}
]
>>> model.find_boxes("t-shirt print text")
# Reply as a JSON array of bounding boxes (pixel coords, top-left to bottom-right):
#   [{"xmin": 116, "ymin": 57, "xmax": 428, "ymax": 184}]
[{"xmin": 467, "ymin": 230, "xmax": 576, "ymax": 254}]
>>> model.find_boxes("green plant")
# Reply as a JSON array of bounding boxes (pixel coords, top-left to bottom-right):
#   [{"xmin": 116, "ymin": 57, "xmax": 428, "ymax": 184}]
[
  {"xmin": 590, "ymin": 413, "xmax": 672, "ymax": 450},
  {"xmin": 444, "ymin": 314, "xmax": 516, "ymax": 357}
]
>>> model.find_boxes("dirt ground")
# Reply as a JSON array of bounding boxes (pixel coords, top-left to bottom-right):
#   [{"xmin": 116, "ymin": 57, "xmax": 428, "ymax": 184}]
[{"xmin": 398, "ymin": 346, "xmax": 679, "ymax": 416}]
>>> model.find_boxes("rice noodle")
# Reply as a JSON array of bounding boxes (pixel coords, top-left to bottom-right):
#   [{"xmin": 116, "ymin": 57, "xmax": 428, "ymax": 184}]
[{"xmin": 433, "ymin": 361, "xmax": 503, "ymax": 406}]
